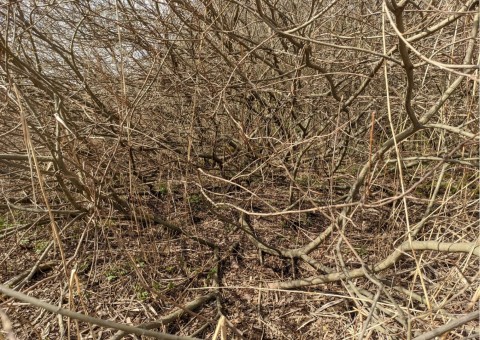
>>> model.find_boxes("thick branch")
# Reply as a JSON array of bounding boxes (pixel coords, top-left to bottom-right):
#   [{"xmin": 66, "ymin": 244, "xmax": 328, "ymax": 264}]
[
  {"xmin": 0, "ymin": 284, "xmax": 201, "ymax": 340},
  {"xmin": 272, "ymin": 241, "xmax": 479, "ymax": 289}
]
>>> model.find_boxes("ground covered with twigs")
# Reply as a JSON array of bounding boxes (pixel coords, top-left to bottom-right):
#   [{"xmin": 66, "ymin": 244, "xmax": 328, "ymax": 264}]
[{"xmin": 1, "ymin": 167, "xmax": 479, "ymax": 339}]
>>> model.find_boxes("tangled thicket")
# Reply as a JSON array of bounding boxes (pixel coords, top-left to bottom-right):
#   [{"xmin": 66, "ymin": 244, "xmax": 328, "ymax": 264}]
[{"xmin": 0, "ymin": 1, "xmax": 478, "ymax": 339}]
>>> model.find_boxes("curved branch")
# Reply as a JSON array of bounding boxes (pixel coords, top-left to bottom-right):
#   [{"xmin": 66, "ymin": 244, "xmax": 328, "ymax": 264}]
[
  {"xmin": 412, "ymin": 311, "xmax": 480, "ymax": 340},
  {"xmin": 385, "ymin": 2, "xmax": 421, "ymax": 128},
  {"xmin": 272, "ymin": 241, "xmax": 479, "ymax": 289},
  {"xmin": 0, "ymin": 284, "xmax": 201, "ymax": 340},
  {"xmin": 424, "ymin": 124, "xmax": 479, "ymax": 139},
  {"xmin": 110, "ymin": 293, "xmax": 216, "ymax": 340}
]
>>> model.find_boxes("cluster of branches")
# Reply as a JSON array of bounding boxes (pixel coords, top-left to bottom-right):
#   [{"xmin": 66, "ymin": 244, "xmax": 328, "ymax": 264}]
[{"xmin": 0, "ymin": 0, "xmax": 478, "ymax": 338}]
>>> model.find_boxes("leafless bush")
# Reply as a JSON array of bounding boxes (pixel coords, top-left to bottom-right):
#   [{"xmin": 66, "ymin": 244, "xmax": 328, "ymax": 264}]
[{"xmin": 0, "ymin": 1, "xmax": 478, "ymax": 339}]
